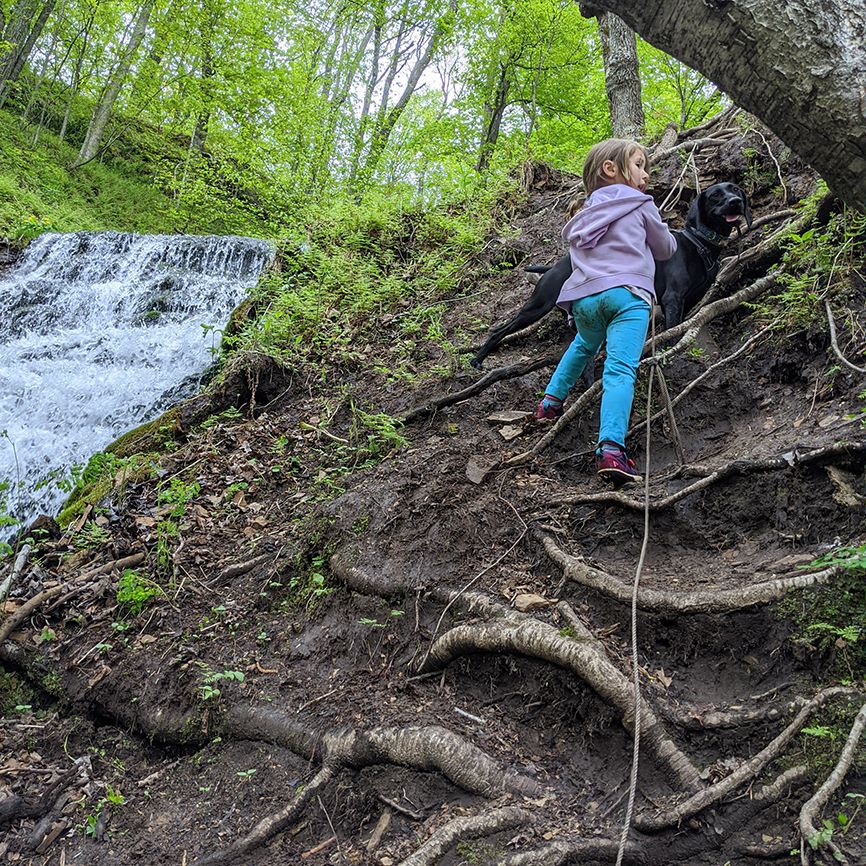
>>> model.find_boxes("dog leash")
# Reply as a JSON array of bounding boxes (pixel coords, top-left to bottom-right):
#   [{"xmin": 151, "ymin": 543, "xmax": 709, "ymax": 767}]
[{"xmin": 615, "ymin": 310, "xmax": 658, "ymax": 866}]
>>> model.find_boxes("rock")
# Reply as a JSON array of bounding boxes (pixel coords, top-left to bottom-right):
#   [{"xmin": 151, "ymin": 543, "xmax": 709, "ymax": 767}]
[
  {"xmin": 514, "ymin": 593, "xmax": 550, "ymax": 612},
  {"xmin": 486, "ymin": 410, "xmax": 529, "ymax": 424},
  {"xmin": 498, "ymin": 425, "xmax": 523, "ymax": 441}
]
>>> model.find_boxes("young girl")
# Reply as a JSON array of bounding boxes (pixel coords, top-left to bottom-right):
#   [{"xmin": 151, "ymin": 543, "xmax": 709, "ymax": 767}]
[{"xmin": 535, "ymin": 138, "xmax": 677, "ymax": 485}]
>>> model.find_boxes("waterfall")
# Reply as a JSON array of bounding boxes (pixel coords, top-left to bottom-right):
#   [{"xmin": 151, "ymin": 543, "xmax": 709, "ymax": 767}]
[{"xmin": 0, "ymin": 231, "xmax": 274, "ymax": 534}]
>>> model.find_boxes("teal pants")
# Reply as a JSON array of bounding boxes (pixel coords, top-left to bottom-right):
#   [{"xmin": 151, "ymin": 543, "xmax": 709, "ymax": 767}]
[{"xmin": 545, "ymin": 287, "xmax": 650, "ymax": 449}]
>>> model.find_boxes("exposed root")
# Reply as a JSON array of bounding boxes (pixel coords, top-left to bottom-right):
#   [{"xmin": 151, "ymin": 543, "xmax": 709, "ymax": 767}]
[
  {"xmin": 825, "ymin": 298, "xmax": 866, "ymax": 374},
  {"xmin": 798, "ymin": 699, "xmax": 866, "ymax": 866},
  {"xmin": 540, "ymin": 532, "xmax": 838, "ymax": 614},
  {"xmin": 655, "ymin": 693, "xmax": 808, "ymax": 730},
  {"xmin": 635, "ymin": 687, "xmax": 859, "ymax": 833},
  {"xmin": 398, "ymin": 806, "xmax": 532, "ymax": 866},
  {"xmin": 419, "ymin": 590, "xmax": 702, "ymax": 792},
  {"xmin": 507, "ymin": 274, "xmax": 777, "ymax": 461},
  {"xmin": 547, "ymin": 441, "xmax": 866, "ymax": 512},
  {"xmin": 497, "ymin": 837, "xmax": 630, "ymax": 866},
  {"xmin": 402, "ymin": 354, "xmax": 558, "ymax": 424}
]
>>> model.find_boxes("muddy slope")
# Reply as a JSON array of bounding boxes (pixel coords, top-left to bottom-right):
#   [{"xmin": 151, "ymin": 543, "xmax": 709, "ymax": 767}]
[{"xmin": 2, "ymin": 111, "xmax": 865, "ymax": 866}]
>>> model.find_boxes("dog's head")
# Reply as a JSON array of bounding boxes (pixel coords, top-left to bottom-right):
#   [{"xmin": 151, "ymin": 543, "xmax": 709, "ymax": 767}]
[{"xmin": 689, "ymin": 182, "xmax": 753, "ymax": 238}]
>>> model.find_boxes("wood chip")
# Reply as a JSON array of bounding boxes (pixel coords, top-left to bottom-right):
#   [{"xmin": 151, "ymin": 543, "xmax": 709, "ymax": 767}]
[
  {"xmin": 498, "ymin": 425, "xmax": 523, "ymax": 441},
  {"xmin": 513, "ymin": 593, "xmax": 550, "ymax": 612}
]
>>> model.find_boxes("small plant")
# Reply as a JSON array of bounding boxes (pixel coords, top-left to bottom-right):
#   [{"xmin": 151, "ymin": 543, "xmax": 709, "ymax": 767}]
[
  {"xmin": 286, "ymin": 554, "xmax": 333, "ymax": 612},
  {"xmin": 236, "ymin": 768, "xmax": 257, "ymax": 780},
  {"xmin": 116, "ymin": 569, "xmax": 164, "ymax": 615},
  {"xmin": 83, "ymin": 785, "xmax": 125, "ymax": 839},
  {"xmin": 198, "ymin": 668, "xmax": 245, "ymax": 702},
  {"xmin": 157, "ymin": 477, "xmax": 201, "ymax": 518},
  {"xmin": 359, "ymin": 610, "xmax": 404, "ymax": 629},
  {"xmin": 72, "ymin": 520, "xmax": 112, "ymax": 549}
]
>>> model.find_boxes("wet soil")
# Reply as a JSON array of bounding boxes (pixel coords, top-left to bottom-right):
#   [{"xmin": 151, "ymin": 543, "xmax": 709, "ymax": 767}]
[{"xmin": 2, "ymin": 117, "xmax": 866, "ymax": 866}]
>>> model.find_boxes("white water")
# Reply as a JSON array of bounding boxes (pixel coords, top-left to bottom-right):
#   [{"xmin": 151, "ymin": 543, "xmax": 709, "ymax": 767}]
[{"xmin": 0, "ymin": 231, "xmax": 274, "ymax": 531}]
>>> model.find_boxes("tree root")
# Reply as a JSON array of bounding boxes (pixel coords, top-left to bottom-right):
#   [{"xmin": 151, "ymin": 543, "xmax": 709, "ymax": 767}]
[
  {"xmin": 655, "ymin": 693, "xmax": 809, "ymax": 730},
  {"xmin": 418, "ymin": 590, "xmax": 702, "ymax": 792},
  {"xmin": 825, "ymin": 298, "xmax": 866, "ymax": 375},
  {"xmin": 546, "ymin": 441, "xmax": 866, "ymax": 512},
  {"xmin": 192, "ymin": 712, "xmax": 537, "ymax": 865},
  {"xmin": 398, "ymin": 806, "xmax": 532, "ymax": 866},
  {"xmin": 402, "ymin": 354, "xmax": 558, "ymax": 424},
  {"xmin": 798, "ymin": 699, "xmax": 866, "ymax": 866},
  {"xmin": 539, "ymin": 532, "xmax": 839, "ymax": 614},
  {"xmin": 496, "ymin": 837, "xmax": 631, "ymax": 866},
  {"xmin": 634, "ymin": 687, "xmax": 859, "ymax": 833},
  {"xmin": 506, "ymin": 274, "xmax": 777, "ymax": 461}
]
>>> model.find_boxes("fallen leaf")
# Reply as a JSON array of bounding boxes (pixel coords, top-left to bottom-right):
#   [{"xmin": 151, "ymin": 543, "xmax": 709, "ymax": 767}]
[
  {"xmin": 818, "ymin": 414, "xmax": 840, "ymax": 428},
  {"xmin": 654, "ymin": 668, "xmax": 673, "ymax": 688}
]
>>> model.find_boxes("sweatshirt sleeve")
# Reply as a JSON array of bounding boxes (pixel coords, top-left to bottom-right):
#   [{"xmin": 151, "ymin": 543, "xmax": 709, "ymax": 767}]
[{"xmin": 642, "ymin": 203, "xmax": 677, "ymax": 261}]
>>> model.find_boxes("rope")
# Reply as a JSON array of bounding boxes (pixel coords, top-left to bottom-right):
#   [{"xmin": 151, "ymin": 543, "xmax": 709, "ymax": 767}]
[{"xmin": 614, "ymin": 310, "xmax": 657, "ymax": 866}]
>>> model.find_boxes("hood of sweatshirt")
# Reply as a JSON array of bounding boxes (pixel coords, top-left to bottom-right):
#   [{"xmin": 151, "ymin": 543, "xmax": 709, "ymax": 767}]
[{"xmin": 562, "ymin": 184, "xmax": 653, "ymax": 249}]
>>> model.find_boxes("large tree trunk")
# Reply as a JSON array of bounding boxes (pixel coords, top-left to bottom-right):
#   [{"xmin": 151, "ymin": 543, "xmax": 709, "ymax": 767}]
[
  {"xmin": 580, "ymin": 0, "xmax": 866, "ymax": 211},
  {"xmin": 70, "ymin": 0, "xmax": 154, "ymax": 169},
  {"xmin": 597, "ymin": 11, "xmax": 643, "ymax": 140}
]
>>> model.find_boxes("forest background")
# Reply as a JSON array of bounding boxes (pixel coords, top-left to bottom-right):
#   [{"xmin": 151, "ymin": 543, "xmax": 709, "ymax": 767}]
[{"xmin": 0, "ymin": 0, "xmax": 722, "ymax": 246}]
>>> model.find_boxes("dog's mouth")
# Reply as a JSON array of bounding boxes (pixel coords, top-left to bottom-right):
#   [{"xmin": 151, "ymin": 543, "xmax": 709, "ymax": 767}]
[{"xmin": 724, "ymin": 214, "xmax": 742, "ymax": 222}]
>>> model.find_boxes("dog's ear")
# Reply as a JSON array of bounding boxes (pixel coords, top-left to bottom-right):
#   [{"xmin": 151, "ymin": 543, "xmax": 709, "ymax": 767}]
[{"xmin": 734, "ymin": 185, "xmax": 753, "ymax": 228}]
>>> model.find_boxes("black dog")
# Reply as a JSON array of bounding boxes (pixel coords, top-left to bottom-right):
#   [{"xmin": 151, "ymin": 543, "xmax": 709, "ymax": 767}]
[{"xmin": 469, "ymin": 183, "xmax": 752, "ymax": 369}]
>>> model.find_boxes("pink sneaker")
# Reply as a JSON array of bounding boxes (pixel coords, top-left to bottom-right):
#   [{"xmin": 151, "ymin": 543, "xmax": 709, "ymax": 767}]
[
  {"xmin": 596, "ymin": 447, "xmax": 642, "ymax": 486},
  {"xmin": 535, "ymin": 395, "xmax": 563, "ymax": 421}
]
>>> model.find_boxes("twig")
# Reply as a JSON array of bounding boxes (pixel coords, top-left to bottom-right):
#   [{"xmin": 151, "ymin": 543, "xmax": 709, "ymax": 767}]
[
  {"xmin": 753, "ymin": 129, "xmax": 788, "ymax": 203},
  {"xmin": 296, "ymin": 686, "xmax": 342, "ymax": 714},
  {"xmin": 317, "ymin": 795, "xmax": 342, "ymax": 860},
  {"xmin": 378, "ymin": 794, "xmax": 423, "ymax": 820},
  {"xmin": 300, "ymin": 834, "xmax": 336, "ymax": 860}
]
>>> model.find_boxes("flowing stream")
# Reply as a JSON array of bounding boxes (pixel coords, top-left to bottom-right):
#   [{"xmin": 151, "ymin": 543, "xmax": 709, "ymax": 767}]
[{"xmin": 0, "ymin": 231, "xmax": 274, "ymax": 534}]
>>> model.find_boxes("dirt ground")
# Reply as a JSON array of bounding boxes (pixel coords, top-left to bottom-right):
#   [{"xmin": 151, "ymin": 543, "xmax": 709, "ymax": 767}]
[{"xmin": 2, "ymin": 112, "xmax": 866, "ymax": 866}]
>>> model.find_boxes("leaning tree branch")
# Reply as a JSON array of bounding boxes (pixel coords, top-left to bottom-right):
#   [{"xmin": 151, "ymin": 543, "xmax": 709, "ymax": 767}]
[
  {"xmin": 799, "ymin": 699, "xmax": 866, "ymax": 866},
  {"xmin": 398, "ymin": 806, "xmax": 532, "ymax": 866},
  {"xmin": 402, "ymin": 354, "xmax": 558, "ymax": 424},
  {"xmin": 540, "ymin": 532, "xmax": 839, "ymax": 614},
  {"xmin": 635, "ymin": 687, "xmax": 860, "ymax": 833},
  {"xmin": 418, "ymin": 589, "xmax": 702, "ymax": 792},
  {"xmin": 547, "ymin": 441, "xmax": 866, "ymax": 512},
  {"xmin": 507, "ymin": 274, "xmax": 777, "ymax": 461}
]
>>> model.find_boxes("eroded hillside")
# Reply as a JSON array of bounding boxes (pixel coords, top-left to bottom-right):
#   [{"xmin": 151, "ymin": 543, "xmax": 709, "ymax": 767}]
[{"xmin": 2, "ymin": 110, "xmax": 865, "ymax": 866}]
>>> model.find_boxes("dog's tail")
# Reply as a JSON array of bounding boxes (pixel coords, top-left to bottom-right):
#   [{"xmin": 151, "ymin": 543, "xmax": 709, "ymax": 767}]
[{"xmin": 524, "ymin": 264, "xmax": 554, "ymax": 274}]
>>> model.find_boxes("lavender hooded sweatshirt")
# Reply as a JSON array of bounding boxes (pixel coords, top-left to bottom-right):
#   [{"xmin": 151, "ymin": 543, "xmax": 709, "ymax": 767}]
[{"xmin": 556, "ymin": 183, "xmax": 677, "ymax": 313}]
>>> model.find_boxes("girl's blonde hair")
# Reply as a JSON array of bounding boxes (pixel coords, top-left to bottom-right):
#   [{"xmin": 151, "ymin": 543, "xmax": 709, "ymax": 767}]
[{"xmin": 582, "ymin": 138, "xmax": 649, "ymax": 195}]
